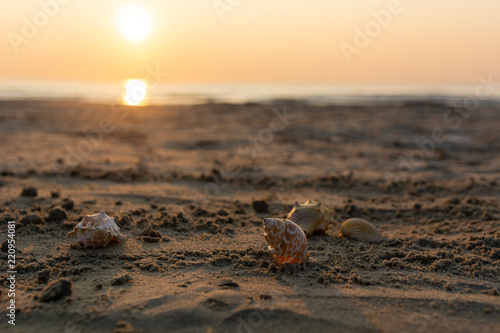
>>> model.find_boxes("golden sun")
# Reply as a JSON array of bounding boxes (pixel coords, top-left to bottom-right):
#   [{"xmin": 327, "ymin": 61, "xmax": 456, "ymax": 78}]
[{"xmin": 117, "ymin": 6, "xmax": 153, "ymax": 43}]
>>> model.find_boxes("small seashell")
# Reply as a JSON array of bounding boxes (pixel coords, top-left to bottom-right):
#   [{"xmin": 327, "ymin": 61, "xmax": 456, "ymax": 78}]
[
  {"xmin": 263, "ymin": 218, "xmax": 308, "ymax": 264},
  {"xmin": 286, "ymin": 200, "xmax": 333, "ymax": 237},
  {"xmin": 66, "ymin": 211, "xmax": 126, "ymax": 248},
  {"xmin": 340, "ymin": 218, "xmax": 383, "ymax": 241}
]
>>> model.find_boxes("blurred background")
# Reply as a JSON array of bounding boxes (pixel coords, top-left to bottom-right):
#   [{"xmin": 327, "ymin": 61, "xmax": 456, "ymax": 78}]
[{"xmin": 1, "ymin": 0, "xmax": 500, "ymax": 105}]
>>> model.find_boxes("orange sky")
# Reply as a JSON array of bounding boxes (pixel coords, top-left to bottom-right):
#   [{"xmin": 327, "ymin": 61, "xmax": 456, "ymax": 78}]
[{"xmin": 2, "ymin": 0, "xmax": 500, "ymax": 85}]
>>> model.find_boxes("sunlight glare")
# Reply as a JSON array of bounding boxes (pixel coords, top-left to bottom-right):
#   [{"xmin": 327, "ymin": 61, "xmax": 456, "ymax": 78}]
[
  {"xmin": 122, "ymin": 79, "xmax": 148, "ymax": 106},
  {"xmin": 117, "ymin": 6, "xmax": 153, "ymax": 43}
]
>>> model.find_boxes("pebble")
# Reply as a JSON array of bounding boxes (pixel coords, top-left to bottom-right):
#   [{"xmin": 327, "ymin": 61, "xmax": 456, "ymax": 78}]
[
  {"xmin": 39, "ymin": 278, "xmax": 72, "ymax": 302},
  {"xmin": 252, "ymin": 200, "xmax": 269, "ymax": 213},
  {"xmin": 21, "ymin": 187, "xmax": 38, "ymax": 197},
  {"xmin": 48, "ymin": 207, "xmax": 68, "ymax": 223}
]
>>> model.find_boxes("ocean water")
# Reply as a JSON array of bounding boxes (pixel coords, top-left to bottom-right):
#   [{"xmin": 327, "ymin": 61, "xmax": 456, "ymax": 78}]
[{"xmin": 0, "ymin": 80, "xmax": 499, "ymax": 106}]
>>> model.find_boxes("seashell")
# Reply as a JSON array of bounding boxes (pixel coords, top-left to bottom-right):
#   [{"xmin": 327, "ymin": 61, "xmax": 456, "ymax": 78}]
[
  {"xmin": 263, "ymin": 218, "xmax": 308, "ymax": 264},
  {"xmin": 66, "ymin": 211, "xmax": 126, "ymax": 248},
  {"xmin": 340, "ymin": 218, "xmax": 383, "ymax": 241},
  {"xmin": 286, "ymin": 200, "xmax": 333, "ymax": 237}
]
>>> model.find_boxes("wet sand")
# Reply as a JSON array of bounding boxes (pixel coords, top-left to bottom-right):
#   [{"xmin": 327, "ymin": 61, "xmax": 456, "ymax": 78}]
[{"xmin": 0, "ymin": 100, "xmax": 499, "ymax": 332}]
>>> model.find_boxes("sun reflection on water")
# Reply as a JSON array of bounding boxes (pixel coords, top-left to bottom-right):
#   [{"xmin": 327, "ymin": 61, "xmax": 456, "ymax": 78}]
[{"xmin": 122, "ymin": 79, "xmax": 148, "ymax": 106}]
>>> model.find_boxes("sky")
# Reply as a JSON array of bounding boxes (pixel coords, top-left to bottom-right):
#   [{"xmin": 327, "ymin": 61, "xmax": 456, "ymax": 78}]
[{"xmin": 1, "ymin": 0, "xmax": 500, "ymax": 85}]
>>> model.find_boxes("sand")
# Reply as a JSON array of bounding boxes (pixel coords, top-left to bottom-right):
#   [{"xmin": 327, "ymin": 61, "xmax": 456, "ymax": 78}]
[{"xmin": 0, "ymin": 100, "xmax": 499, "ymax": 333}]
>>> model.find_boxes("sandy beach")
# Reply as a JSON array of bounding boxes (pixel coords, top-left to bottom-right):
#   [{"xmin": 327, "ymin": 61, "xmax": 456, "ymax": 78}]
[{"xmin": 0, "ymin": 99, "xmax": 499, "ymax": 333}]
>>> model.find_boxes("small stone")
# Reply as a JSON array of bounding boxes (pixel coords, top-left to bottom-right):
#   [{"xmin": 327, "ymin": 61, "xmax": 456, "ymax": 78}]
[
  {"xmin": 37, "ymin": 269, "xmax": 51, "ymax": 284},
  {"xmin": 217, "ymin": 209, "xmax": 229, "ymax": 216},
  {"xmin": 21, "ymin": 214, "xmax": 43, "ymax": 225},
  {"xmin": 111, "ymin": 274, "xmax": 133, "ymax": 286},
  {"xmin": 48, "ymin": 208, "xmax": 68, "ymax": 223},
  {"xmin": 218, "ymin": 280, "xmax": 239, "ymax": 289},
  {"xmin": 259, "ymin": 294, "xmax": 272, "ymax": 300},
  {"xmin": 51, "ymin": 191, "xmax": 60, "ymax": 198},
  {"xmin": 61, "ymin": 199, "xmax": 74, "ymax": 211},
  {"xmin": 39, "ymin": 278, "xmax": 72, "ymax": 302},
  {"xmin": 252, "ymin": 200, "xmax": 269, "ymax": 213},
  {"xmin": 95, "ymin": 284, "xmax": 103, "ymax": 290},
  {"xmin": 21, "ymin": 187, "xmax": 38, "ymax": 197}
]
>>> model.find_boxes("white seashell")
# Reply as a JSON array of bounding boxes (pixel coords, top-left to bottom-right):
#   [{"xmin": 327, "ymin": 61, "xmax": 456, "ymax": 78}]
[
  {"xmin": 66, "ymin": 211, "xmax": 126, "ymax": 248},
  {"xmin": 340, "ymin": 218, "xmax": 383, "ymax": 241},
  {"xmin": 263, "ymin": 218, "xmax": 308, "ymax": 264},
  {"xmin": 286, "ymin": 200, "xmax": 333, "ymax": 237}
]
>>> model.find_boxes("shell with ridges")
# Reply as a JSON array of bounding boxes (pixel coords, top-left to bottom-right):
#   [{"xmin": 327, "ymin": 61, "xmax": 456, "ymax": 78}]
[
  {"xmin": 286, "ymin": 200, "xmax": 333, "ymax": 237},
  {"xmin": 66, "ymin": 211, "xmax": 126, "ymax": 248},
  {"xmin": 263, "ymin": 218, "xmax": 308, "ymax": 264},
  {"xmin": 340, "ymin": 218, "xmax": 383, "ymax": 241}
]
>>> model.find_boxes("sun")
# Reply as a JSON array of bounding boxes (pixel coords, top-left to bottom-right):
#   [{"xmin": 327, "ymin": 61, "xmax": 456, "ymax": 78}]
[{"xmin": 117, "ymin": 6, "xmax": 153, "ymax": 43}]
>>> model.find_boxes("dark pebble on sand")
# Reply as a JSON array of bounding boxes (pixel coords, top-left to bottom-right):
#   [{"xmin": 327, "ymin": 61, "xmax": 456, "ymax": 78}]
[
  {"xmin": 260, "ymin": 294, "xmax": 272, "ymax": 300},
  {"xmin": 21, "ymin": 187, "xmax": 38, "ymax": 197},
  {"xmin": 37, "ymin": 269, "xmax": 51, "ymax": 284},
  {"xmin": 252, "ymin": 200, "xmax": 269, "ymax": 213},
  {"xmin": 21, "ymin": 214, "xmax": 42, "ymax": 225},
  {"xmin": 48, "ymin": 207, "xmax": 68, "ymax": 223},
  {"xmin": 219, "ymin": 280, "xmax": 239, "ymax": 289},
  {"xmin": 51, "ymin": 191, "xmax": 60, "ymax": 198},
  {"xmin": 192, "ymin": 207, "xmax": 210, "ymax": 217},
  {"xmin": 39, "ymin": 278, "xmax": 72, "ymax": 302},
  {"xmin": 61, "ymin": 199, "xmax": 74, "ymax": 211},
  {"xmin": 217, "ymin": 209, "xmax": 229, "ymax": 216},
  {"xmin": 95, "ymin": 284, "xmax": 103, "ymax": 290},
  {"xmin": 111, "ymin": 274, "xmax": 133, "ymax": 286},
  {"xmin": 234, "ymin": 208, "xmax": 246, "ymax": 215}
]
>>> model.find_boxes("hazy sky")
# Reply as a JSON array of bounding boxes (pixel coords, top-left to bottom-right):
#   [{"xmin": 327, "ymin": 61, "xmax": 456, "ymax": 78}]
[{"xmin": 2, "ymin": 0, "xmax": 499, "ymax": 85}]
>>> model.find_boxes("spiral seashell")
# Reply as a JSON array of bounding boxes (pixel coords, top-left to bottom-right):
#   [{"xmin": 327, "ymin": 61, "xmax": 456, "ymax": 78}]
[
  {"xmin": 286, "ymin": 200, "xmax": 333, "ymax": 237},
  {"xmin": 340, "ymin": 218, "xmax": 383, "ymax": 241},
  {"xmin": 66, "ymin": 211, "xmax": 126, "ymax": 248},
  {"xmin": 263, "ymin": 218, "xmax": 308, "ymax": 264}
]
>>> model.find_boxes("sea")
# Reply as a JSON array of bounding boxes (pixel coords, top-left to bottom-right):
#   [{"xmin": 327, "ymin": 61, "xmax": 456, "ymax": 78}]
[{"xmin": 0, "ymin": 80, "xmax": 499, "ymax": 106}]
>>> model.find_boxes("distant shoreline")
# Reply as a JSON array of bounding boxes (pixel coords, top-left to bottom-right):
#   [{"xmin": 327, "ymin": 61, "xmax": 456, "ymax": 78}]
[{"xmin": 1, "ymin": 81, "xmax": 499, "ymax": 106}]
